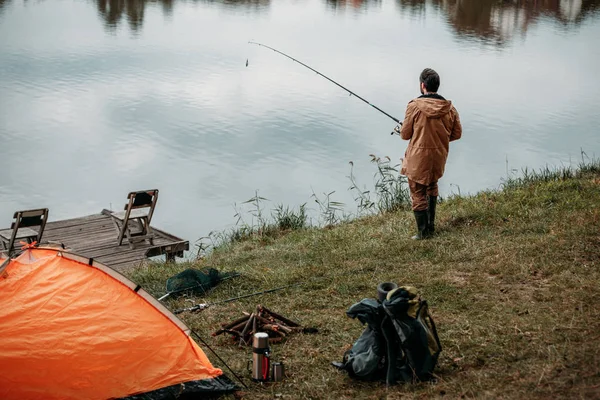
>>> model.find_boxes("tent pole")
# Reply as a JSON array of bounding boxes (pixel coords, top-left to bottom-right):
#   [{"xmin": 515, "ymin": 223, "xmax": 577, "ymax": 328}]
[{"xmin": 191, "ymin": 330, "xmax": 249, "ymax": 389}]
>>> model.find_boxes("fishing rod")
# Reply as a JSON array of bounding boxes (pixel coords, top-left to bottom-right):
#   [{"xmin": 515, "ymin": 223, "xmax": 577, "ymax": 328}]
[
  {"xmin": 174, "ymin": 283, "xmax": 301, "ymax": 314},
  {"xmin": 248, "ymin": 41, "xmax": 402, "ymax": 130}
]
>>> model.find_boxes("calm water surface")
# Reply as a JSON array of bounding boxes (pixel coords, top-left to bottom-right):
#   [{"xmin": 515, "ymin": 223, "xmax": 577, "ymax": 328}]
[{"xmin": 1, "ymin": 0, "xmax": 599, "ymax": 244}]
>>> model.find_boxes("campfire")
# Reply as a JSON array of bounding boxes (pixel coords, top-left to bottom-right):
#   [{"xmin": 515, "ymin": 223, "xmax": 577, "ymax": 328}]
[{"xmin": 213, "ymin": 305, "xmax": 301, "ymax": 345}]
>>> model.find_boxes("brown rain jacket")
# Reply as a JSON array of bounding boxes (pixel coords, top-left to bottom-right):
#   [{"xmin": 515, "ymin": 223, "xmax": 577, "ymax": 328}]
[{"xmin": 400, "ymin": 95, "xmax": 462, "ymax": 185}]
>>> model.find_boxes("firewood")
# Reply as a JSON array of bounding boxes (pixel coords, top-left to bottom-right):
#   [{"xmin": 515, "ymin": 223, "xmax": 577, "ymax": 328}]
[
  {"xmin": 262, "ymin": 325, "xmax": 287, "ymax": 336},
  {"xmin": 214, "ymin": 305, "xmax": 302, "ymax": 345},
  {"xmin": 222, "ymin": 329, "xmax": 242, "ymax": 337},
  {"xmin": 239, "ymin": 313, "xmax": 254, "ymax": 346},
  {"xmin": 222, "ymin": 315, "xmax": 250, "ymax": 329},
  {"xmin": 260, "ymin": 306, "xmax": 300, "ymax": 327},
  {"xmin": 214, "ymin": 315, "xmax": 250, "ymax": 335},
  {"xmin": 255, "ymin": 314, "xmax": 276, "ymax": 326}
]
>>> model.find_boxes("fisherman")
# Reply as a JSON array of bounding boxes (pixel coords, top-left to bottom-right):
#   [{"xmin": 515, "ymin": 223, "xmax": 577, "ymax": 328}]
[{"xmin": 397, "ymin": 68, "xmax": 462, "ymax": 240}]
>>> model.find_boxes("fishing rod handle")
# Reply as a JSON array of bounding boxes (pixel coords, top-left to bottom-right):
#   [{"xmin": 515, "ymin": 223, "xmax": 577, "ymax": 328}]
[{"xmin": 174, "ymin": 303, "xmax": 209, "ymax": 314}]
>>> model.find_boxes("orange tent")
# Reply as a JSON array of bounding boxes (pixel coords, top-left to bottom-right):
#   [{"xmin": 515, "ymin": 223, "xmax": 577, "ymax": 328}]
[{"xmin": 0, "ymin": 248, "xmax": 236, "ymax": 400}]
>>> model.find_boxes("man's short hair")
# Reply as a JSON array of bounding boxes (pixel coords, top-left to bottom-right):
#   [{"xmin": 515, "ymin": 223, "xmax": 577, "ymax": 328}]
[{"xmin": 420, "ymin": 68, "xmax": 440, "ymax": 92}]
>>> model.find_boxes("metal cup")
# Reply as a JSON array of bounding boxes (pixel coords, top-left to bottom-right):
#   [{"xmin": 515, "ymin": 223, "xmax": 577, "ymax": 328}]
[{"xmin": 271, "ymin": 362, "xmax": 284, "ymax": 382}]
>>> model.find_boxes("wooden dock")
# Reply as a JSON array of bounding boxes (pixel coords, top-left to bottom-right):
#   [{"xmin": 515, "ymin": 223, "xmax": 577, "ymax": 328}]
[{"xmin": 21, "ymin": 210, "xmax": 188, "ymax": 271}]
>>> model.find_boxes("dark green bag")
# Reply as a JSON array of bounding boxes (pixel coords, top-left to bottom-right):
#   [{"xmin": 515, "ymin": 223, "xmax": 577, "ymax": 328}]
[
  {"xmin": 165, "ymin": 268, "xmax": 239, "ymax": 297},
  {"xmin": 381, "ymin": 288, "xmax": 442, "ymax": 383},
  {"xmin": 334, "ymin": 287, "xmax": 442, "ymax": 384}
]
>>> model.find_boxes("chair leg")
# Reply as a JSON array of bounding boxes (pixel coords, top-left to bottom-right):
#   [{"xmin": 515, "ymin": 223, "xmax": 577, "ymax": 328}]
[
  {"xmin": 111, "ymin": 217, "xmax": 127, "ymax": 246},
  {"xmin": 117, "ymin": 222, "xmax": 128, "ymax": 246},
  {"xmin": 127, "ymin": 233, "xmax": 135, "ymax": 249},
  {"xmin": 110, "ymin": 217, "xmax": 120, "ymax": 234},
  {"xmin": 144, "ymin": 218, "xmax": 154, "ymax": 245}
]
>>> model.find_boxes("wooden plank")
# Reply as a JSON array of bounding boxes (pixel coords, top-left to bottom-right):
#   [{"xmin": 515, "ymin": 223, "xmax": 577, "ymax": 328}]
[
  {"xmin": 97, "ymin": 252, "xmax": 147, "ymax": 264},
  {"xmin": 73, "ymin": 242, "xmax": 160, "ymax": 258},
  {"xmin": 45, "ymin": 232, "xmax": 115, "ymax": 246},
  {"xmin": 97, "ymin": 253, "xmax": 148, "ymax": 267},
  {"xmin": 0, "ymin": 227, "xmax": 39, "ymax": 240},
  {"xmin": 149, "ymin": 226, "xmax": 185, "ymax": 242},
  {"xmin": 21, "ymin": 209, "xmax": 47, "ymax": 218},
  {"xmin": 146, "ymin": 241, "xmax": 189, "ymax": 258},
  {"xmin": 67, "ymin": 240, "xmax": 183, "ymax": 258},
  {"xmin": 45, "ymin": 229, "xmax": 117, "ymax": 244},
  {"xmin": 81, "ymin": 245, "xmax": 151, "ymax": 259},
  {"xmin": 110, "ymin": 209, "xmax": 149, "ymax": 220},
  {"xmin": 43, "ymin": 214, "xmax": 106, "ymax": 229},
  {"xmin": 64, "ymin": 232, "xmax": 173, "ymax": 253},
  {"xmin": 81, "ymin": 239, "xmax": 188, "ymax": 260},
  {"xmin": 67, "ymin": 240, "xmax": 167, "ymax": 257},
  {"xmin": 46, "ymin": 223, "xmax": 148, "ymax": 243},
  {"xmin": 46, "ymin": 225, "xmax": 142, "ymax": 241},
  {"xmin": 47, "ymin": 222, "xmax": 114, "ymax": 233},
  {"xmin": 44, "ymin": 231, "xmax": 113, "ymax": 243},
  {"xmin": 45, "ymin": 221, "xmax": 113, "ymax": 234}
]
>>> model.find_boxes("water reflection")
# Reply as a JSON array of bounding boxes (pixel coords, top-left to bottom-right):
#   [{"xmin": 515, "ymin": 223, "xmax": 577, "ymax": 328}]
[
  {"xmin": 96, "ymin": 0, "xmax": 172, "ymax": 31},
  {"xmin": 205, "ymin": 0, "xmax": 270, "ymax": 8},
  {"xmin": 325, "ymin": 0, "xmax": 382, "ymax": 11},
  {"xmin": 95, "ymin": 0, "xmax": 269, "ymax": 31},
  {"xmin": 0, "ymin": 0, "xmax": 10, "ymax": 17},
  {"xmin": 92, "ymin": 0, "xmax": 600, "ymax": 41},
  {"xmin": 397, "ymin": 0, "xmax": 600, "ymax": 45},
  {"xmin": 395, "ymin": 0, "xmax": 429, "ymax": 16}
]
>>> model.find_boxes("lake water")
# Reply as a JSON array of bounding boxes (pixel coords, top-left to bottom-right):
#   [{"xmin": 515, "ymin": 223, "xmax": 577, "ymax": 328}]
[{"xmin": 1, "ymin": 0, "xmax": 599, "ymax": 245}]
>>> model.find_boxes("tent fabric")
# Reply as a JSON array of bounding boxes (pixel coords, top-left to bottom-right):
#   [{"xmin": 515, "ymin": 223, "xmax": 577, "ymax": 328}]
[{"xmin": 0, "ymin": 248, "xmax": 235, "ymax": 400}]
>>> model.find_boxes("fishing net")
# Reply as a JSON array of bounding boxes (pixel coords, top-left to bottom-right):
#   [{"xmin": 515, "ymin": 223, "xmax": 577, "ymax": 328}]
[{"xmin": 165, "ymin": 268, "xmax": 239, "ymax": 297}]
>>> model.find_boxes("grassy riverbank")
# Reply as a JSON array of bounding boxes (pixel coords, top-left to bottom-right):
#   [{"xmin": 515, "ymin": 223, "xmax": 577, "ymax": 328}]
[{"xmin": 129, "ymin": 161, "xmax": 600, "ymax": 399}]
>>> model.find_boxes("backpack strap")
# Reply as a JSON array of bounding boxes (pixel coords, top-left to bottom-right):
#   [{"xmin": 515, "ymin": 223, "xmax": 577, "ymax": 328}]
[{"xmin": 415, "ymin": 300, "xmax": 442, "ymax": 360}]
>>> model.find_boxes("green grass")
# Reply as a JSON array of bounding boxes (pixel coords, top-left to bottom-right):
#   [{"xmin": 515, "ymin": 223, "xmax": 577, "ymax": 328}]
[{"xmin": 127, "ymin": 160, "xmax": 600, "ymax": 399}]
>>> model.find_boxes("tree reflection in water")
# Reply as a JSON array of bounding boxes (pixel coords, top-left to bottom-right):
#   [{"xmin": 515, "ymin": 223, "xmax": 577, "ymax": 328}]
[
  {"xmin": 396, "ymin": 0, "xmax": 600, "ymax": 45},
  {"xmin": 95, "ymin": 0, "xmax": 269, "ymax": 31},
  {"xmin": 325, "ymin": 0, "xmax": 382, "ymax": 12},
  {"xmin": 96, "ymin": 0, "xmax": 174, "ymax": 31},
  {"xmin": 7, "ymin": 0, "xmax": 590, "ymax": 38},
  {"xmin": 0, "ymin": 0, "xmax": 11, "ymax": 17}
]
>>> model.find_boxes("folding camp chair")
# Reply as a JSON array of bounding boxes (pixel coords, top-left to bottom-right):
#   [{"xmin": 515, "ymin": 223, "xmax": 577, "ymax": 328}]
[
  {"xmin": 110, "ymin": 190, "xmax": 158, "ymax": 248},
  {"xmin": 0, "ymin": 208, "xmax": 49, "ymax": 256}
]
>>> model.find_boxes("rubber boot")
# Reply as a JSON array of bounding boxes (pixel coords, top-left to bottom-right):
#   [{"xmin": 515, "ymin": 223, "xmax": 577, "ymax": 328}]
[
  {"xmin": 411, "ymin": 210, "xmax": 429, "ymax": 240},
  {"xmin": 427, "ymin": 196, "xmax": 437, "ymax": 236}
]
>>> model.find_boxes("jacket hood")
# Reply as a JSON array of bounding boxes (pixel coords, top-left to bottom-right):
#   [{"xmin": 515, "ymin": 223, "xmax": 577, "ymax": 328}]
[{"xmin": 414, "ymin": 97, "xmax": 453, "ymax": 118}]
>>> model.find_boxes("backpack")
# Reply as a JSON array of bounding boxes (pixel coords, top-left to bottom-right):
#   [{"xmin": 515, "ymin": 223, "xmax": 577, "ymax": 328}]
[{"xmin": 333, "ymin": 287, "xmax": 442, "ymax": 385}]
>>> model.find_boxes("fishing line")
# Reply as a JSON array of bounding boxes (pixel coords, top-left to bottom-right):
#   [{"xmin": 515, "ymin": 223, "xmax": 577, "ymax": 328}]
[{"xmin": 247, "ymin": 41, "xmax": 402, "ymax": 131}]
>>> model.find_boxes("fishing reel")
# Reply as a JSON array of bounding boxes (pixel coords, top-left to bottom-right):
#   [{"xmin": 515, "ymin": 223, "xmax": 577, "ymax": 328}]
[{"xmin": 391, "ymin": 122, "xmax": 403, "ymax": 136}]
